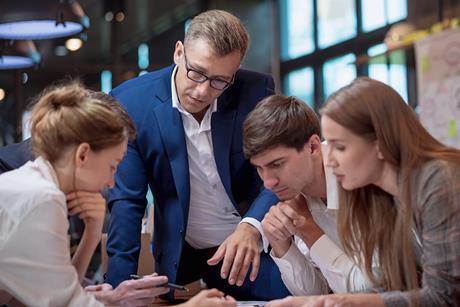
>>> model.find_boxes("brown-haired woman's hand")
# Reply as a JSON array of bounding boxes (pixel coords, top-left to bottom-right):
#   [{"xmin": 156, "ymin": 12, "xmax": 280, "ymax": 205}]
[{"xmin": 266, "ymin": 293, "xmax": 385, "ymax": 307}]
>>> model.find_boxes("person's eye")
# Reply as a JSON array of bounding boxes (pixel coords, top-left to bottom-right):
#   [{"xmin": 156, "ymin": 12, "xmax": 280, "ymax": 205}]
[
  {"xmin": 189, "ymin": 70, "xmax": 205, "ymax": 79},
  {"xmin": 335, "ymin": 145, "xmax": 346, "ymax": 151},
  {"xmin": 214, "ymin": 78, "xmax": 228, "ymax": 83},
  {"xmin": 272, "ymin": 161, "xmax": 284, "ymax": 168}
]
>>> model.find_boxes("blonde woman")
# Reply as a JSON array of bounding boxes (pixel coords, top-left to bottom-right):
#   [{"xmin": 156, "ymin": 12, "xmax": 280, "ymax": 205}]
[
  {"xmin": 267, "ymin": 77, "xmax": 460, "ymax": 307},
  {"xmin": 0, "ymin": 83, "xmax": 236, "ymax": 307}
]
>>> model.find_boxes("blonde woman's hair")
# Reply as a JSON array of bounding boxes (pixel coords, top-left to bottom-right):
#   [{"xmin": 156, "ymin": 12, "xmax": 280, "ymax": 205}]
[
  {"xmin": 321, "ymin": 77, "xmax": 460, "ymax": 293},
  {"xmin": 30, "ymin": 81, "xmax": 135, "ymax": 162},
  {"xmin": 184, "ymin": 9, "xmax": 249, "ymax": 60}
]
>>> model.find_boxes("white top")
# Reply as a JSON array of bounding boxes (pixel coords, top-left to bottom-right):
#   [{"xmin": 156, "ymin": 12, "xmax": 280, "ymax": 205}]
[
  {"xmin": 171, "ymin": 67, "xmax": 260, "ymax": 249},
  {"xmin": 0, "ymin": 157, "xmax": 103, "ymax": 307},
  {"xmin": 269, "ymin": 145, "xmax": 372, "ymax": 295}
]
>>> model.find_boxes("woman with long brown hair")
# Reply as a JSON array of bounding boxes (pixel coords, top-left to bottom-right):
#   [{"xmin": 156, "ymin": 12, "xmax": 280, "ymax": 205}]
[{"xmin": 267, "ymin": 77, "xmax": 460, "ymax": 306}]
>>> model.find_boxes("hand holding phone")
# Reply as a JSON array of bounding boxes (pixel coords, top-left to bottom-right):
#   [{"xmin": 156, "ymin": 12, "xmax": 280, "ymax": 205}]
[{"xmin": 130, "ymin": 274, "xmax": 189, "ymax": 291}]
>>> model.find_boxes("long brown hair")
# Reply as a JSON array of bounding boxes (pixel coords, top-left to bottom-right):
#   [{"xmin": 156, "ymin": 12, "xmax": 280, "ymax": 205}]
[{"xmin": 321, "ymin": 77, "xmax": 460, "ymax": 292}]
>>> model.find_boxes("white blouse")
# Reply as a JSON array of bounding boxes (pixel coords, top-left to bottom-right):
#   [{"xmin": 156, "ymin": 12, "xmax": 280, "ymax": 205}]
[{"xmin": 0, "ymin": 157, "xmax": 103, "ymax": 307}]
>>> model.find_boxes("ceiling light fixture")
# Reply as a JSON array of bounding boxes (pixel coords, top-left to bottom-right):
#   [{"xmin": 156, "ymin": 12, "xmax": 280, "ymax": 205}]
[
  {"xmin": 0, "ymin": 1, "xmax": 90, "ymax": 40},
  {"xmin": 0, "ymin": 40, "xmax": 40, "ymax": 70}
]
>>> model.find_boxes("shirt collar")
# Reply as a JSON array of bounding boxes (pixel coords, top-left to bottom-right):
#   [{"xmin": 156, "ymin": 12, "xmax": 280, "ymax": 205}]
[
  {"xmin": 321, "ymin": 143, "xmax": 339, "ymax": 210},
  {"xmin": 32, "ymin": 156, "xmax": 61, "ymax": 190}
]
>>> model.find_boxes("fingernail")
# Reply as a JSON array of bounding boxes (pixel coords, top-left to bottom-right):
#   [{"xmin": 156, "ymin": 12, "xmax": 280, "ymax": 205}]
[{"xmin": 229, "ymin": 278, "xmax": 235, "ymax": 284}]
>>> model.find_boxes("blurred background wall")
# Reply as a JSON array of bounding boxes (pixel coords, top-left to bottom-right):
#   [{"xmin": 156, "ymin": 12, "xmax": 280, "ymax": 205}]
[{"xmin": 0, "ymin": 0, "xmax": 459, "ymax": 145}]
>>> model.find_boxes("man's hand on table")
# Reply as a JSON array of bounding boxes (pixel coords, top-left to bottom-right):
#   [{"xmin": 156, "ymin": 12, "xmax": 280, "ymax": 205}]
[{"xmin": 207, "ymin": 222, "xmax": 261, "ymax": 286}]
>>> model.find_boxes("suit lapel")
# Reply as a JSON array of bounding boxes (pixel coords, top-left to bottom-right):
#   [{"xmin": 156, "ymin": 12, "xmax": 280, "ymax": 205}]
[
  {"xmin": 153, "ymin": 79, "xmax": 190, "ymax": 218},
  {"xmin": 212, "ymin": 91, "xmax": 237, "ymax": 204}
]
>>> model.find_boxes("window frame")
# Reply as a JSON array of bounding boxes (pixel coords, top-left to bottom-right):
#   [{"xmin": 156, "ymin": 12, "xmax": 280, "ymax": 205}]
[{"xmin": 279, "ymin": 0, "xmax": 413, "ymax": 111}]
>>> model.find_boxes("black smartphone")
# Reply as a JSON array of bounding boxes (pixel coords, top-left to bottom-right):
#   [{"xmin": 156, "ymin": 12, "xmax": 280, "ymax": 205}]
[
  {"xmin": 164, "ymin": 282, "xmax": 189, "ymax": 291},
  {"xmin": 129, "ymin": 274, "xmax": 189, "ymax": 291}
]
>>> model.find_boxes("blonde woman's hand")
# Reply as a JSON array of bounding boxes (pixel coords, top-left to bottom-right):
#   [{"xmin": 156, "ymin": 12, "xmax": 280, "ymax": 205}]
[
  {"xmin": 180, "ymin": 289, "xmax": 236, "ymax": 307},
  {"xmin": 87, "ymin": 273, "xmax": 170, "ymax": 306},
  {"xmin": 67, "ymin": 191, "xmax": 106, "ymax": 237}
]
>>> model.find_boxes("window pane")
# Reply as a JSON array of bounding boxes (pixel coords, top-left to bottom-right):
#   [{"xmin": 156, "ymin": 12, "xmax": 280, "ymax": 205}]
[
  {"xmin": 387, "ymin": 0, "xmax": 407, "ymax": 23},
  {"xmin": 368, "ymin": 46, "xmax": 408, "ymax": 102},
  {"xmin": 318, "ymin": 0, "xmax": 356, "ymax": 49},
  {"xmin": 362, "ymin": 0, "xmax": 386, "ymax": 32},
  {"xmin": 280, "ymin": 0, "xmax": 314, "ymax": 60},
  {"xmin": 284, "ymin": 67, "xmax": 315, "ymax": 108},
  {"xmin": 361, "ymin": 0, "xmax": 407, "ymax": 33},
  {"xmin": 323, "ymin": 54, "xmax": 356, "ymax": 98},
  {"xmin": 388, "ymin": 50, "xmax": 408, "ymax": 102}
]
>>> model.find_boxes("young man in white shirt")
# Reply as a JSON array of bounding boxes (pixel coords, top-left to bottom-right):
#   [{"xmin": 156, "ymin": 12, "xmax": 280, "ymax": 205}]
[{"xmin": 242, "ymin": 94, "xmax": 374, "ymax": 295}]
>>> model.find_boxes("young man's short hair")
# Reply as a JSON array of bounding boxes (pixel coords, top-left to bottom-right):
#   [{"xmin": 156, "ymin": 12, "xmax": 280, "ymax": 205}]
[{"xmin": 243, "ymin": 94, "xmax": 320, "ymax": 158}]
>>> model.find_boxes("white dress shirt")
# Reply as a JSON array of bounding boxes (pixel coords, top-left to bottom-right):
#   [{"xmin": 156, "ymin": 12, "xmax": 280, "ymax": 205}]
[
  {"xmin": 269, "ymin": 144, "xmax": 372, "ymax": 295},
  {"xmin": 0, "ymin": 157, "xmax": 103, "ymax": 307},
  {"xmin": 171, "ymin": 67, "xmax": 261, "ymax": 249}
]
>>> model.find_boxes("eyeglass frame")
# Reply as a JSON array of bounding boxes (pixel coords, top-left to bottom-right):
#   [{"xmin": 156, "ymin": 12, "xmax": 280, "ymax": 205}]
[{"xmin": 182, "ymin": 49, "xmax": 235, "ymax": 91}]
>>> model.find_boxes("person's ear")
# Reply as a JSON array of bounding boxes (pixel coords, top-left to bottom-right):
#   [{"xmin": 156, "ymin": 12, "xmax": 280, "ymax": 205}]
[
  {"xmin": 75, "ymin": 143, "xmax": 91, "ymax": 168},
  {"xmin": 307, "ymin": 134, "xmax": 322, "ymax": 157},
  {"xmin": 173, "ymin": 41, "xmax": 184, "ymax": 65}
]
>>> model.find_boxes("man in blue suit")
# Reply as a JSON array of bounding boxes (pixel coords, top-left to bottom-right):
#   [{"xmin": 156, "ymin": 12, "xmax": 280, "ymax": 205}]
[
  {"xmin": 0, "ymin": 139, "xmax": 33, "ymax": 175},
  {"xmin": 106, "ymin": 10, "xmax": 290, "ymax": 300}
]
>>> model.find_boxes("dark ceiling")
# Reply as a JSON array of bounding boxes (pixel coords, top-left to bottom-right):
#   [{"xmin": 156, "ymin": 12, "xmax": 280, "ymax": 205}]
[
  {"xmin": 14, "ymin": 0, "xmax": 205, "ymax": 87},
  {"xmin": 0, "ymin": 0, "xmax": 209, "ymax": 143},
  {"xmin": 0, "ymin": 0, "xmax": 273, "ymax": 144}
]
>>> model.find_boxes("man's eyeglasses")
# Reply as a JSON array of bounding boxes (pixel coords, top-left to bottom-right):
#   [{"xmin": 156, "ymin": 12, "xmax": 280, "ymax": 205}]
[{"xmin": 183, "ymin": 50, "xmax": 234, "ymax": 91}]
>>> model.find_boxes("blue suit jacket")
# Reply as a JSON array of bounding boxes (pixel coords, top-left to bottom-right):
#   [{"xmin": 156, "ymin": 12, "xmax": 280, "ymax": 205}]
[
  {"xmin": 0, "ymin": 139, "xmax": 33, "ymax": 175},
  {"xmin": 106, "ymin": 65, "xmax": 278, "ymax": 286}
]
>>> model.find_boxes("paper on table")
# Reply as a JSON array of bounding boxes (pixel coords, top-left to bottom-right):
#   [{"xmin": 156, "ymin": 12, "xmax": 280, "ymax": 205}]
[{"xmin": 237, "ymin": 301, "xmax": 267, "ymax": 307}]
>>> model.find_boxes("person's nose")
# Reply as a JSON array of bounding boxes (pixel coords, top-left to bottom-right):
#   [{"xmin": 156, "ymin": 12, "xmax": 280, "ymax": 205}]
[
  {"xmin": 195, "ymin": 80, "xmax": 213, "ymax": 96},
  {"xmin": 260, "ymin": 169, "xmax": 279, "ymax": 191}
]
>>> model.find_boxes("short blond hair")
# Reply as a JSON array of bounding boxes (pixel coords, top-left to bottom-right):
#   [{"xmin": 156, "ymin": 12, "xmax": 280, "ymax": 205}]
[{"xmin": 185, "ymin": 9, "xmax": 249, "ymax": 60}]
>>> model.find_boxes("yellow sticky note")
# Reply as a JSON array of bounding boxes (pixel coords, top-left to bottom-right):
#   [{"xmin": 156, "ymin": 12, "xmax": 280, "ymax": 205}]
[
  {"xmin": 447, "ymin": 120, "xmax": 458, "ymax": 138},
  {"xmin": 420, "ymin": 56, "xmax": 430, "ymax": 73}
]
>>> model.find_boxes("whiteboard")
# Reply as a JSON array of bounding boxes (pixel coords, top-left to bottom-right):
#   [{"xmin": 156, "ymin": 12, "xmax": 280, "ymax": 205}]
[{"xmin": 415, "ymin": 27, "xmax": 460, "ymax": 149}]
